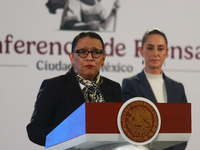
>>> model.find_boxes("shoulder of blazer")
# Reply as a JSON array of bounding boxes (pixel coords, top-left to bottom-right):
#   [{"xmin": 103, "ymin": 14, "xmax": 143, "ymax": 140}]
[
  {"xmin": 41, "ymin": 69, "xmax": 79, "ymax": 91},
  {"xmin": 163, "ymin": 72, "xmax": 182, "ymax": 85},
  {"xmin": 125, "ymin": 70, "xmax": 146, "ymax": 84},
  {"xmin": 101, "ymin": 76, "xmax": 120, "ymax": 86},
  {"xmin": 45, "ymin": 69, "xmax": 76, "ymax": 82},
  {"xmin": 163, "ymin": 73, "xmax": 185, "ymax": 91}
]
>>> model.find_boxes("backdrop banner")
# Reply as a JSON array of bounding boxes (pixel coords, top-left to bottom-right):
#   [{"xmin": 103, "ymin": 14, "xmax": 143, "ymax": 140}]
[{"xmin": 0, "ymin": 0, "xmax": 199, "ymax": 150}]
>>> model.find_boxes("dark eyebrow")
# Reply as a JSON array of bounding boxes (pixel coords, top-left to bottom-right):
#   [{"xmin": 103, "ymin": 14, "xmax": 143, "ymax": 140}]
[
  {"xmin": 90, "ymin": 47, "xmax": 102, "ymax": 51},
  {"xmin": 147, "ymin": 44, "xmax": 165, "ymax": 47},
  {"xmin": 158, "ymin": 45, "xmax": 165, "ymax": 47}
]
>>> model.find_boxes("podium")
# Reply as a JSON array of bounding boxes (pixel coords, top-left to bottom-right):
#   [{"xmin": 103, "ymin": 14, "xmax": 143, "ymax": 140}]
[{"xmin": 45, "ymin": 101, "xmax": 191, "ymax": 150}]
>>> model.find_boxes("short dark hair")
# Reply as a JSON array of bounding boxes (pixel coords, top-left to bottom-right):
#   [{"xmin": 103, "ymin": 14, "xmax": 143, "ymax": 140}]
[
  {"xmin": 71, "ymin": 31, "xmax": 104, "ymax": 53},
  {"xmin": 141, "ymin": 28, "xmax": 168, "ymax": 48}
]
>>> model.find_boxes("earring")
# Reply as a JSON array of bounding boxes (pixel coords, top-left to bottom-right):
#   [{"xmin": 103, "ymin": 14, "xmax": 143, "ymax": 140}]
[{"xmin": 142, "ymin": 59, "xmax": 144, "ymax": 65}]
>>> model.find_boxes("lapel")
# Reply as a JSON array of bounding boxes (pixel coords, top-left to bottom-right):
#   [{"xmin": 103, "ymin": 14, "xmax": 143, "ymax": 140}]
[
  {"xmin": 100, "ymin": 77, "xmax": 110, "ymax": 102},
  {"xmin": 163, "ymin": 73, "xmax": 173, "ymax": 103},
  {"xmin": 64, "ymin": 69, "xmax": 85, "ymax": 107},
  {"xmin": 138, "ymin": 70, "xmax": 157, "ymax": 103}
]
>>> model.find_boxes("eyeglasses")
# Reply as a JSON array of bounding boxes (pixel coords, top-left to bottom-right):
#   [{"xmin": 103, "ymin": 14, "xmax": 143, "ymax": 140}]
[{"xmin": 73, "ymin": 49, "xmax": 104, "ymax": 58}]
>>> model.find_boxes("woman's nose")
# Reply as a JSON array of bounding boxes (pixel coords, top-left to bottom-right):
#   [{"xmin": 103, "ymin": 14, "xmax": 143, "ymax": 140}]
[
  {"xmin": 86, "ymin": 52, "xmax": 94, "ymax": 60},
  {"xmin": 153, "ymin": 49, "xmax": 158, "ymax": 55}
]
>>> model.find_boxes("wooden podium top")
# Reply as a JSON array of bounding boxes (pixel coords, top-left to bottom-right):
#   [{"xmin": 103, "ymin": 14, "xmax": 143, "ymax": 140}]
[{"xmin": 85, "ymin": 103, "xmax": 191, "ymax": 133}]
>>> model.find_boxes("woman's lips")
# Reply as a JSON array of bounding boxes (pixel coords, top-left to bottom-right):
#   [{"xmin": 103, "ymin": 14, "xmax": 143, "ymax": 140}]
[
  {"xmin": 85, "ymin": 65, "xmax": 94, "ymax": 68},
  {"xmin": 151, "ymin": 59, "xmax": 159, "ymax": 62}
]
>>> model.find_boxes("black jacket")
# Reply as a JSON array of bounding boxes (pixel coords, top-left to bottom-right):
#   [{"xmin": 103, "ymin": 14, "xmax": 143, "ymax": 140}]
[{"xmin": 27, "ymin": 69, "xmax": 122, "ymax": 146}]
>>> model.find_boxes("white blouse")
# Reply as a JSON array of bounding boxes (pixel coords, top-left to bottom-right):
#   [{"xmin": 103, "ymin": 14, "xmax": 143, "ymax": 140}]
[{"xmin": 144, "ymin": 71, "xmax": 167, "ymax": 103}]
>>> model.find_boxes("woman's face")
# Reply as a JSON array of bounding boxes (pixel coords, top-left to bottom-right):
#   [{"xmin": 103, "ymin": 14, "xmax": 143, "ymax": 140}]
[
  {"xmin": 139, "ymin": 34, "xmax": 168, "ymax": 74},
  {"xmin": 69, "ymin": 36, "xmax": 106, "ymax": 81}
]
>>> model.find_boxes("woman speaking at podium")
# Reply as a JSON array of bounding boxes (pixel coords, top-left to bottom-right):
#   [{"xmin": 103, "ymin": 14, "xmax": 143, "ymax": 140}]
[{"xmin": 26, "ymin": 31, "xmax": 122, "ymax": 146}]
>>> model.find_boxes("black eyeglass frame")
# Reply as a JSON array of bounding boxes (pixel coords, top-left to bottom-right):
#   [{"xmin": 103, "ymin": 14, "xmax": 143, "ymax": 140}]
[{"xmin": 73, "ymin": 49, "xmax": 104, "ymax": 58}]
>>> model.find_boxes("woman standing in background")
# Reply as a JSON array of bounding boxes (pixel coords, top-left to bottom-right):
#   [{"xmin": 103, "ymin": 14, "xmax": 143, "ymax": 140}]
[{"xmin": 122, "ymin": 28, "xmax": 188, "ymax": 150}]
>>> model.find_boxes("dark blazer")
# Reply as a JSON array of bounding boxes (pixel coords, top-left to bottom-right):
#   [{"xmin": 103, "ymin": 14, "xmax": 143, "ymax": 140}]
[
  {"xmin": 122, "ymin": 70, "xmax": 188, "ymax": 150},
  {"xmin": 27, "ymin": 69, "xmax": 122, "ymax": 146},
  {"xmin": 122, "ymin": 70, "xmax": 187, "ymax": 103}
]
